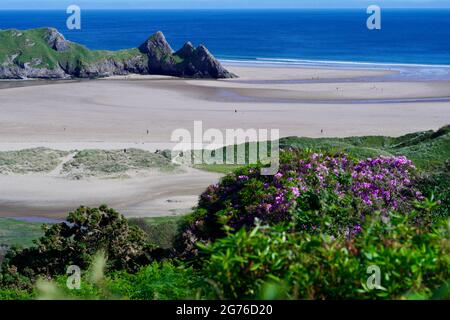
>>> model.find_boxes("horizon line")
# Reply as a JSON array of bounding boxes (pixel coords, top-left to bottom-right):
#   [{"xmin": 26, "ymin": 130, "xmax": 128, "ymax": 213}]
[{"xmin": 2, "ymin": 7, "xmax": 450, "ymax": 10}]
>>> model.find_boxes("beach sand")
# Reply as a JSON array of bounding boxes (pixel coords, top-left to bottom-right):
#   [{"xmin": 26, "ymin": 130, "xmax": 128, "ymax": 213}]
[
  {"xmin": 0, "ymin": 64, "xmax": 449, "ymax": 218},
  {"xmin": 0, "ymin": 167, "xmax": 221, "ymax": 219},
  {"xmin": 0, "ymin": 65, "xmax": 449, "ymax": 150}
]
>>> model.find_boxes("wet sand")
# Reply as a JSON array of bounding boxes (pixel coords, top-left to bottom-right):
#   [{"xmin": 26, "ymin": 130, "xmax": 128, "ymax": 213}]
[
  {"xmin": 0, "ymin": 64, "xmax": 449, "ymax": 218},
  {"xmin": 0, "ymin": 167, "xmax": 221, "ymax": 218}
]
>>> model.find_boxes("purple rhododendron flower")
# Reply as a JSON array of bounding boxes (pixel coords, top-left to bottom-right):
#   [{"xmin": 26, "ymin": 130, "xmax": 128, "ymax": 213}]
[{"xmin": 198, "ymin": 152, "xmax": 424, "ymax": 236}]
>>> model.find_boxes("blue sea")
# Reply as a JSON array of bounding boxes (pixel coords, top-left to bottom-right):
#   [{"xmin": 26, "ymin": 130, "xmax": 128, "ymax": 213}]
[{"xmin": 1, "ymin": 9, "xmax": 450, "ymax": 66}]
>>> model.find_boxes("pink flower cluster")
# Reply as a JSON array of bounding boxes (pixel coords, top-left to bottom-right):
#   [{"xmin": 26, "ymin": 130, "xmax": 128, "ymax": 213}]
[
  {"xmin": 351, "ymin": 156, "xmax": 422, "ymax": 209},
  {"xmin": 199, "ymin": 152, "xmax": 424, "ymax": 228}
]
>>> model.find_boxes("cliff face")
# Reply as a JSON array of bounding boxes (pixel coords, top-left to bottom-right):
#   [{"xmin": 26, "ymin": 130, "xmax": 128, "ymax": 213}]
[
  {"xmin": 138, "ymin": 31, "xmax": 235, "ymax": 78},
  {"xmin": 0, "ymin": 28, "xmax": 236, "ymax": 79}
]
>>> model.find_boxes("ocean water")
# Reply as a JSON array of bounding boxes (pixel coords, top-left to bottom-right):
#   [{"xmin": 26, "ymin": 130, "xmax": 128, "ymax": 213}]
[{"xmin": 0, "ymin": 9, "xmax": 450, "ymax": 66}]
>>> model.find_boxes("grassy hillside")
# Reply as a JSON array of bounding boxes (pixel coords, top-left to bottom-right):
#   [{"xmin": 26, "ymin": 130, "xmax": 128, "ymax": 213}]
[
  {"xmin": 198, "ymin": 125, "xmax": 450, "ymax": 174},
  {"xmin": 280, "ymin": 125, "xmax": 450, "ymax": 170},
  {"xmin": 0, "ymin": 28, "xmax": 145, "ymax": 71}
]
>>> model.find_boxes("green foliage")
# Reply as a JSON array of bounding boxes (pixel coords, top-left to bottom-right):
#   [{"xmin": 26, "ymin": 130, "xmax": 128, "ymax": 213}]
[
  {"xmin": 179, "ymin": 151, "xmax": 429, "ymax": 255},
  {"xmin": 415, "ymin": 160, "xmax": 450, "ymax": 217},
  {"xmin": 108, "ymin": 262, "xmax": 203, "ymax": 300},
  {"xmin": 0, "ymin": 206, "xmax": 154, "ymax": 289},
  {"xmin": 35, "ymin": 254, "xmax": 203, "ymax": 300},
  {"xmin": 35, "ymin": 251, "xmax": 107, "ymax": 300},
  {"xmin": 129, "ymin": 216, "xmax": 184, "ymax": 249},
  {"xmin": 195, "ymin": 163, "xmax": 244, "ymax": 174},
  {"xmin": 200, "ymin": 213, "xmax": 450, "ymax": 300},
  {"xmin": 0, "ymin": 288, "xmax": 33, "ymax": 300}
]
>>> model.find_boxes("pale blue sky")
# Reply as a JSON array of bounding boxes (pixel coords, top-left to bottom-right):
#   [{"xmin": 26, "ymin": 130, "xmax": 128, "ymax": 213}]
[{"xmin": 1, "ymin": 0, "xmax": 450, "ymax": 10}]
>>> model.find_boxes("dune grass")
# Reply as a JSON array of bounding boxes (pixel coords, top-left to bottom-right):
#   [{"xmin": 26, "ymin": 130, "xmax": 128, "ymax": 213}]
[
  {"xmin": 62, "ymin": 149, "xmax": 177, "ymax": 179},
  {"xmin": 0, "ymin": 148, "xmax": 69, "ymax": 174}
]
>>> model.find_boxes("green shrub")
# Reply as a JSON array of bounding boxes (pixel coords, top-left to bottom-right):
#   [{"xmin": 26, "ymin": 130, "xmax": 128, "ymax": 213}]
[
  {"xmin": 416, "ymin": 159, "xmax": 450, "ymax": 218},
  {"xmin": 200, "ymin": 213, "xmax": 449, "ymax": 299},
  {"xmin": 1, "ymin": 206, "xmax": 154, "ymax": 288},
  {"xmin": 108, "ymin": 262, "xmax": 204, "ymax": 300},
  {"xmin": 0, "ymin": 288, "xmax": 33, "ymax": 300},
  {"xmin": 129, "ymin": 216, "xmax": 183, "ymax": 249},
  {"xmin": 34, "ymin": 254, "xmax": 205, "ymax": 300},
  {"xmin": 178, "ymin": 151, "xmax": 429, "ymax": 257}
]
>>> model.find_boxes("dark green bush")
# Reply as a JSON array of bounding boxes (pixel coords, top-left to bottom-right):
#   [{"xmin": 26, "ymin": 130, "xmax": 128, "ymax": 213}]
[{"xmin": 1, "ymin": 206, "xmax": 154, "ymax": 289}]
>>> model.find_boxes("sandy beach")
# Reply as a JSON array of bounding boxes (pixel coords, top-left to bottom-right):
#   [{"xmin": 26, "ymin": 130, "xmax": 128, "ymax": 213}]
[
  {"xmin": 1, "ymin": 65, "xmax": 449, "ymax": 150},
  {"xmin": 0, "ymin": 64, "xmax": 449, "ymax": 218},
  {"xmin": 0, "ymin": 167, "xmax": 221, "ymax": 219}
]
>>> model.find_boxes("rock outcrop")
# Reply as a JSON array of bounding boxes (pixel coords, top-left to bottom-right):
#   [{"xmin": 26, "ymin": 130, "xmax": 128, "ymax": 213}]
[
  {"xmin": 138, "ymin": 31, "xmax": 235, "ymax": 78},
  {"xmin": 176, "ymin": 43, "xmax": 234, "ymax": 78},
  {"xmin": 44, "ymin": 28, "xmax": 70, "ymax": 52},
  {"xmin": 0, "ymin": 28, "xmax": 236, "ymax": 80}
]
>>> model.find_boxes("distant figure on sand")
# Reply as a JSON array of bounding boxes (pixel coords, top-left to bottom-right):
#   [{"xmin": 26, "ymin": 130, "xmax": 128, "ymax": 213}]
[{"xmin": 321, "ymin": 129, "xmax": 324, "ymax": 134}]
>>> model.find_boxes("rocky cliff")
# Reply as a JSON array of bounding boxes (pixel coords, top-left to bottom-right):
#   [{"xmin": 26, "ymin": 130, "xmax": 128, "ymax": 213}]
[{"xmin": 0, "ymin": 28, "xmax": 236, "ymax": 79}]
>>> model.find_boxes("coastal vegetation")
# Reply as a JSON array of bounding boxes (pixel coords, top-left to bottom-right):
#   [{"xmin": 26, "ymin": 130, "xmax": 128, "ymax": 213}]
[
  {"xmin": 61, "ymin": 149, "xmax": 177, "ymax": 179},
  {"xmin": 0, "ymin": 148, "xmax": 177, "ymax": 178},
  {"xmin": 0, "ymin": 148, "xmax": 69, "ymax": 174},
  {"xmin": 198, "ymin": 125, "xmax": 450, "ymax": 174},
  {"xmin": 0, "ymin": 127, "xmax": 448, "ymax": 300}
]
